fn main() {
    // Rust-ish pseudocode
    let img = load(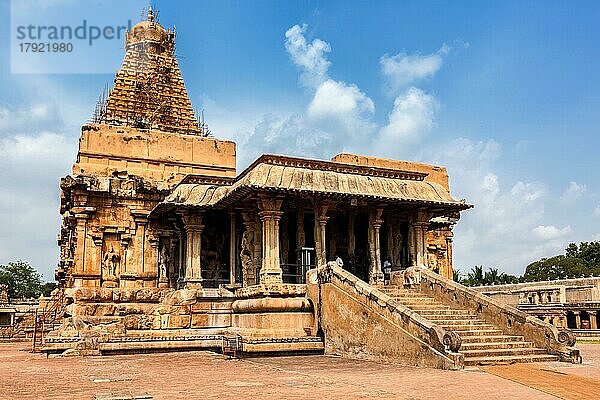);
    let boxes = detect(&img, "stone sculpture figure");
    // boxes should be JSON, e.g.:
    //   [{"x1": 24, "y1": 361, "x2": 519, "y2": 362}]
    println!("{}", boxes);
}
[
  {"x1": 403, "y1": 264, "x2": 425, "y2": 286},
  {"x1": 392, "y1": 229, "x2": 403, "y2": 266},
  {"x1": 240, "y1": 227, "x2": 255, "y2": 283},
  {"x1": 159, "y1": 245, "x2": 170, "y2": 279},
  {"x1": 103, "y1": 245, "x2": 120, "y2": 276}
]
